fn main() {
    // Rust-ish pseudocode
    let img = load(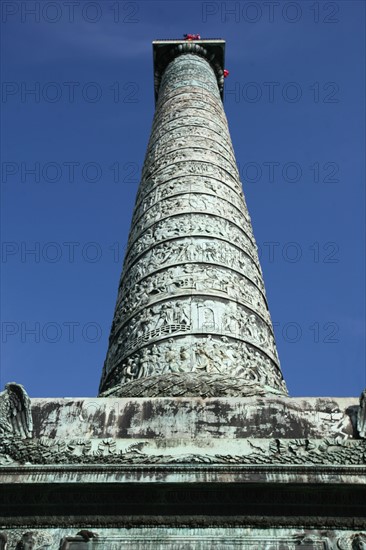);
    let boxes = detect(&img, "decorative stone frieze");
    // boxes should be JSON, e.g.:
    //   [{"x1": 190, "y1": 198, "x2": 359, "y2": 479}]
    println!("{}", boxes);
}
[{"x1": 1, "y1": 435, "x2": 365, "y2": 467}]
